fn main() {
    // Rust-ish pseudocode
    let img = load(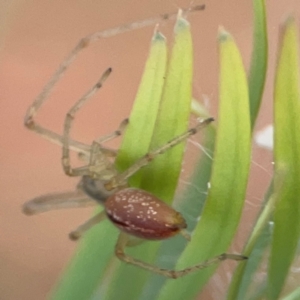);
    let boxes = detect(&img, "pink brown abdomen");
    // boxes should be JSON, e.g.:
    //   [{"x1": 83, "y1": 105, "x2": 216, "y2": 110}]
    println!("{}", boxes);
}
[{"x1": 105, "y1": 188, "x2": 187, "y2": 240}]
